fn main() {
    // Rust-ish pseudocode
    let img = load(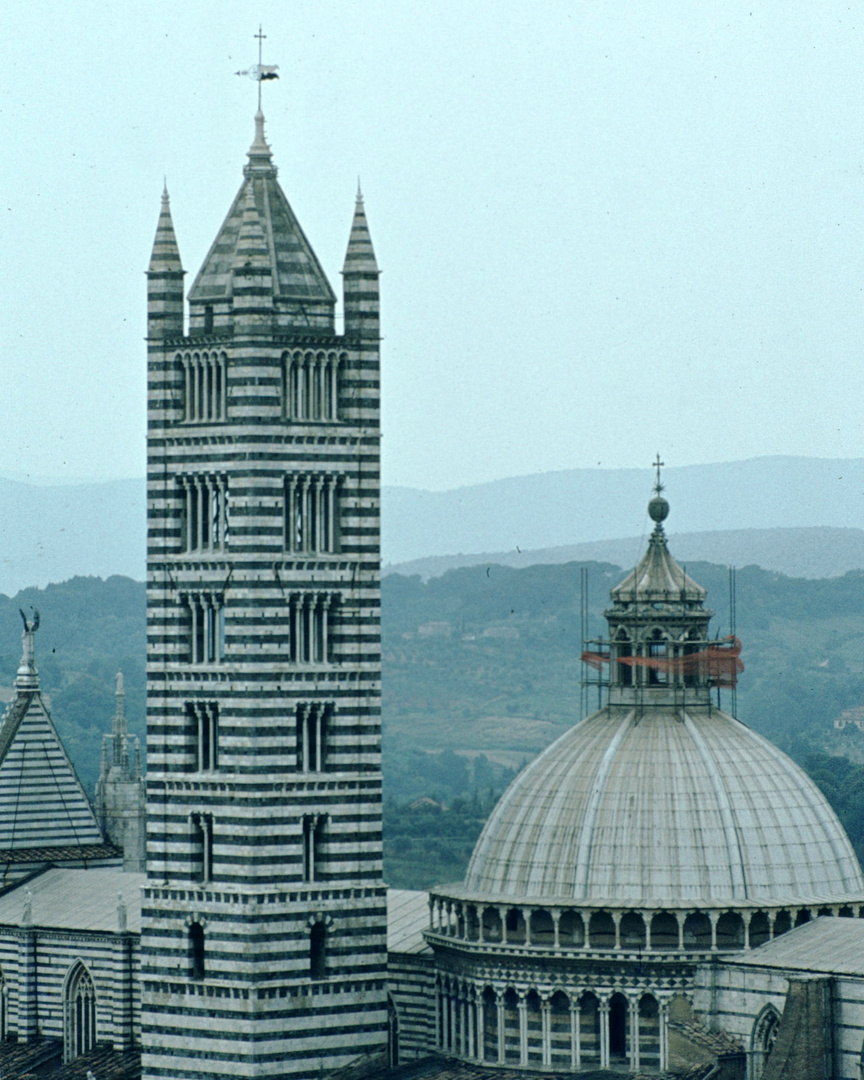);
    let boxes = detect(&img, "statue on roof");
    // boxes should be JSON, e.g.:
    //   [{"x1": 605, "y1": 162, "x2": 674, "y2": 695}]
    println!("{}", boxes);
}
[{"x1": 17, "y1": 609, "x2": 39, "y2": 682}]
